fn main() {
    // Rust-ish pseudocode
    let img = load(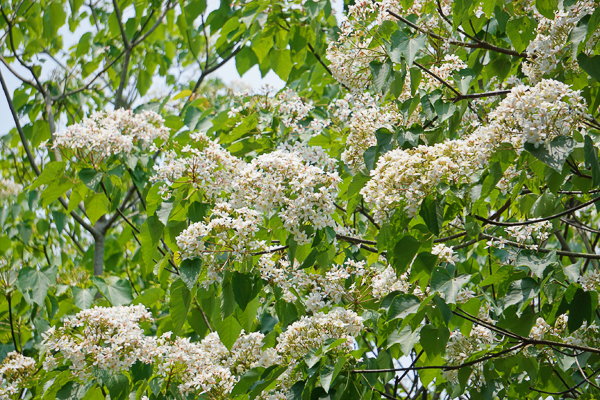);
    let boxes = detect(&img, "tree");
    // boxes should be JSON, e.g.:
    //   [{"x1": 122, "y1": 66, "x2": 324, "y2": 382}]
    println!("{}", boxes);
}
[{"x1": 1, "y1": 0, "x2": 600, "y2": 398}]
